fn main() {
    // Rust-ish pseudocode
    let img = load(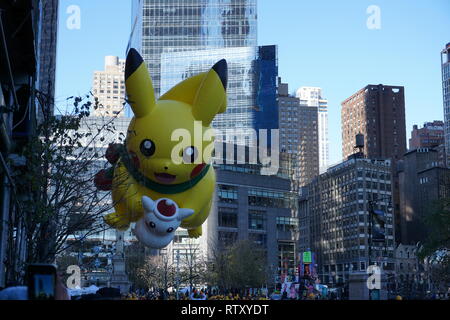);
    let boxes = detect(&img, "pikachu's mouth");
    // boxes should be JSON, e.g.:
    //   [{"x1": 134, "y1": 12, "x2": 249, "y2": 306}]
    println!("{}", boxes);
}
[{"x1": 154, "y1": 172, "x2": 177, "y2": 184}]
